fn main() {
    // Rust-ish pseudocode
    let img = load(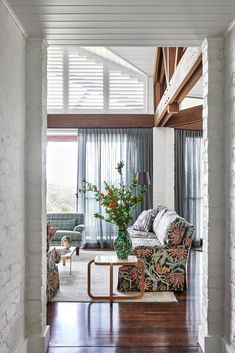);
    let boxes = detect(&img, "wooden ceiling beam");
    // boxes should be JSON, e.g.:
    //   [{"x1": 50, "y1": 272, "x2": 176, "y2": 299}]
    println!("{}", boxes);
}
[
  {"x1": 175, "y1": 47, "x2": 184, "y2": 69},
  {"x1": 169, "y1": 47, "x2": 176, "y2": 80},
  {"x1": 162, "y1": 47, "x2": 169, "y2": 85},
  {"x1": 47, "y1": 114, "x2": 154, "y2": 129},
  {"x1": 153, "y1": 48, "x2": 161, "y2": 83},
  {"x1": 154, "y1": 47, "x2": 202, "y2": 126},
  {"x1": 165, "y1": 105, "x2": 202, "y2": 130},
  {"x1": 177, "y1": 63, "x2": 202, "y2": 103}
]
